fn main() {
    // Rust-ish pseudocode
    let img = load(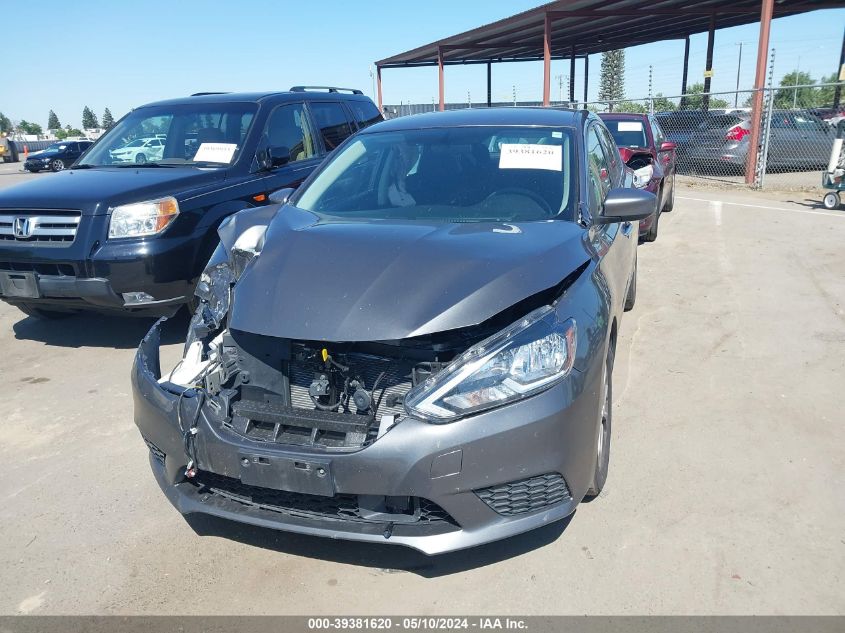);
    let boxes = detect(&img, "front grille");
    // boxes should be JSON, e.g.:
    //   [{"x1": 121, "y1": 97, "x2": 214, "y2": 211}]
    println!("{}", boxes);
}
[
  {"x1": 0, "y1": 210, "x2": 81, "y2": 245},
  {"x1": 143, "y1": 438, "x2": 166, "y2": 465},
  {"x1": 190, "y1": 471, "x2": 458, "y2": 527},
  {"x1": 0, "y1": 261, "x2": 76, "y2": 276},
  {"x1": 475, "y1": 472, "x2": 571, "y2": 516},
  {"x1": 289, "y1": 355, "x2": 412, "y2": 419}
]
